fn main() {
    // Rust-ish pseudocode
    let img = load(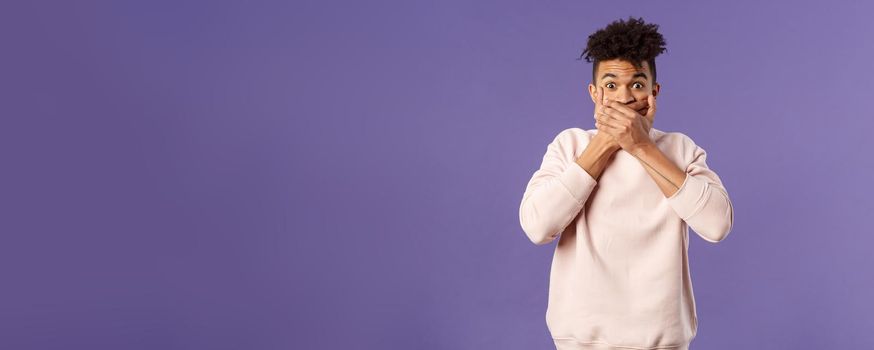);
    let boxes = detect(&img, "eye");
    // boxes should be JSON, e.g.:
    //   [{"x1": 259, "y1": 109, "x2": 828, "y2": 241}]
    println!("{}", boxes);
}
[
  {"x1": 606, "y1": 82, "x2": 615, "y2": 89},
  {"x1": 633, "y1": 82, "x2": 644, "y2": 88}
]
